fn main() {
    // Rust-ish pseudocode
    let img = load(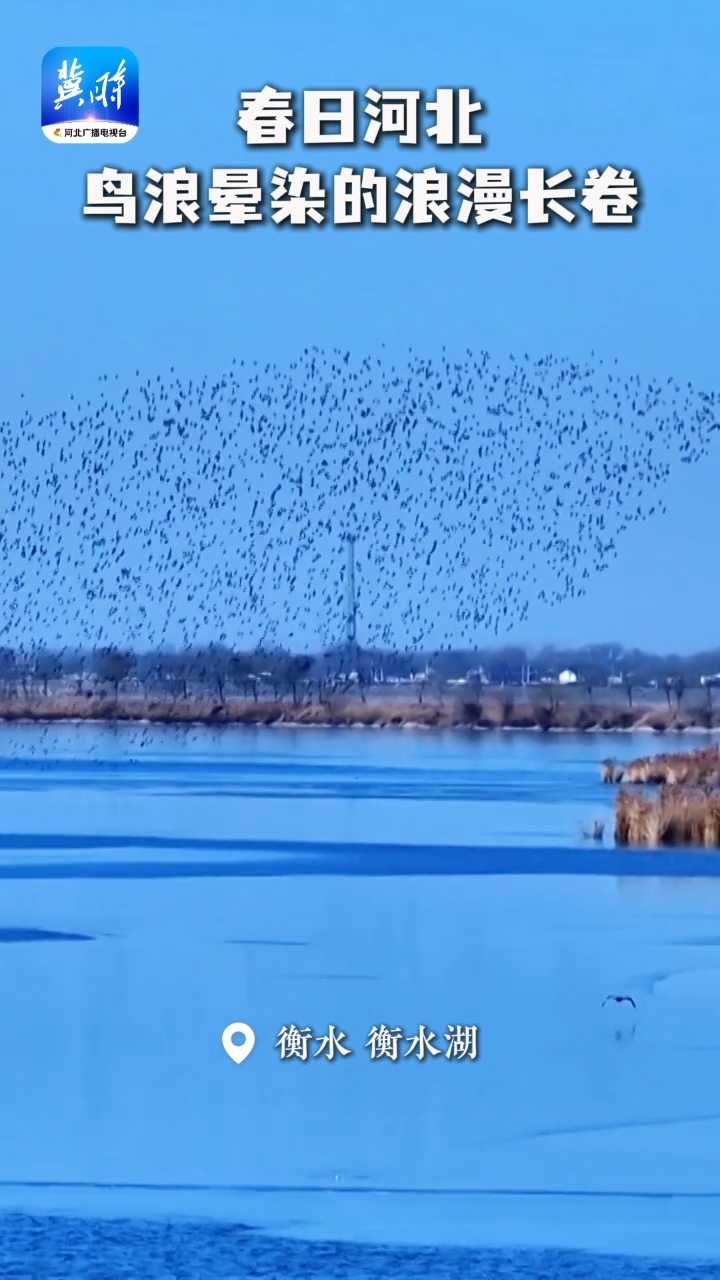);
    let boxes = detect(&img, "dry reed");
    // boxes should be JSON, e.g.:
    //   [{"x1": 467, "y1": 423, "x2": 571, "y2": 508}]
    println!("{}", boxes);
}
[
  {"x1": 0, "y1": 694, "x2": 717, "y2": 733},
  {"x1": 621, "y1": 745, "x2": 720, "y2": 787},
  {"x1": 615, "y1": 786, "x2": 720, "y2": 847}
]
